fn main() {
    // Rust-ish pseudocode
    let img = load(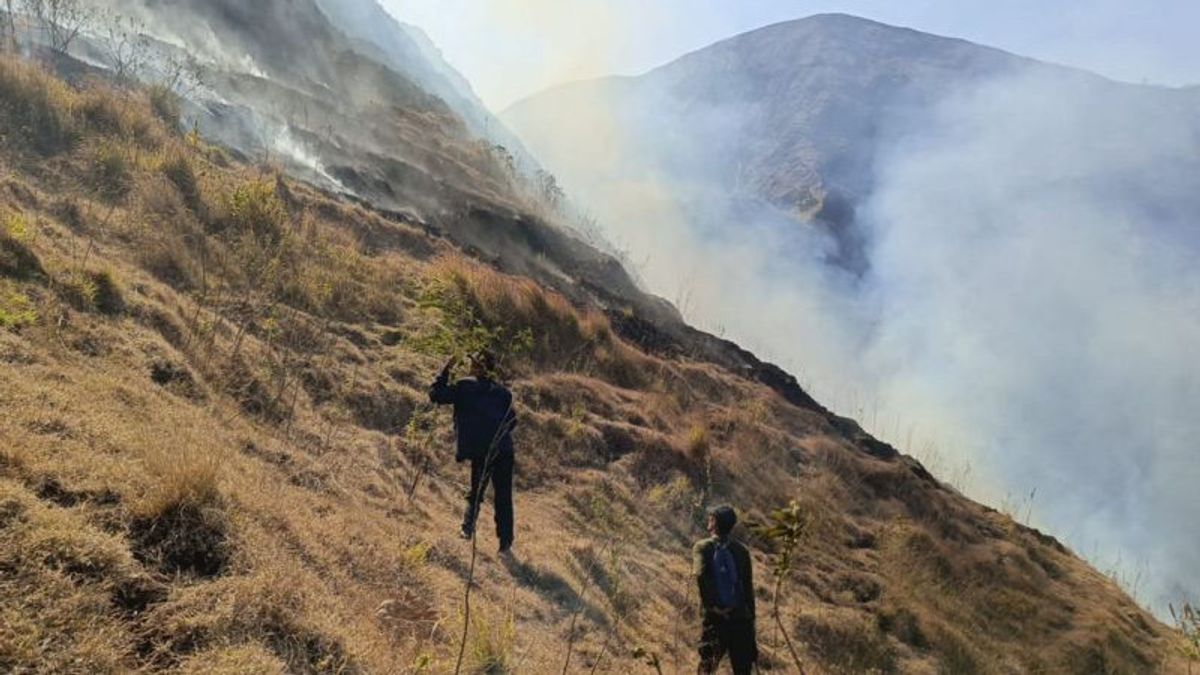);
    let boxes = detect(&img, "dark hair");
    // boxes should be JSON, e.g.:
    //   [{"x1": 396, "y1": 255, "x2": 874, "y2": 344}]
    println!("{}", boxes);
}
[
  {"x1": 471, "y1": 349, "x2": 497, "y2": 376},
  {"x1": 708, "y1": 504, "x2": 737, "y2": 537}
]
